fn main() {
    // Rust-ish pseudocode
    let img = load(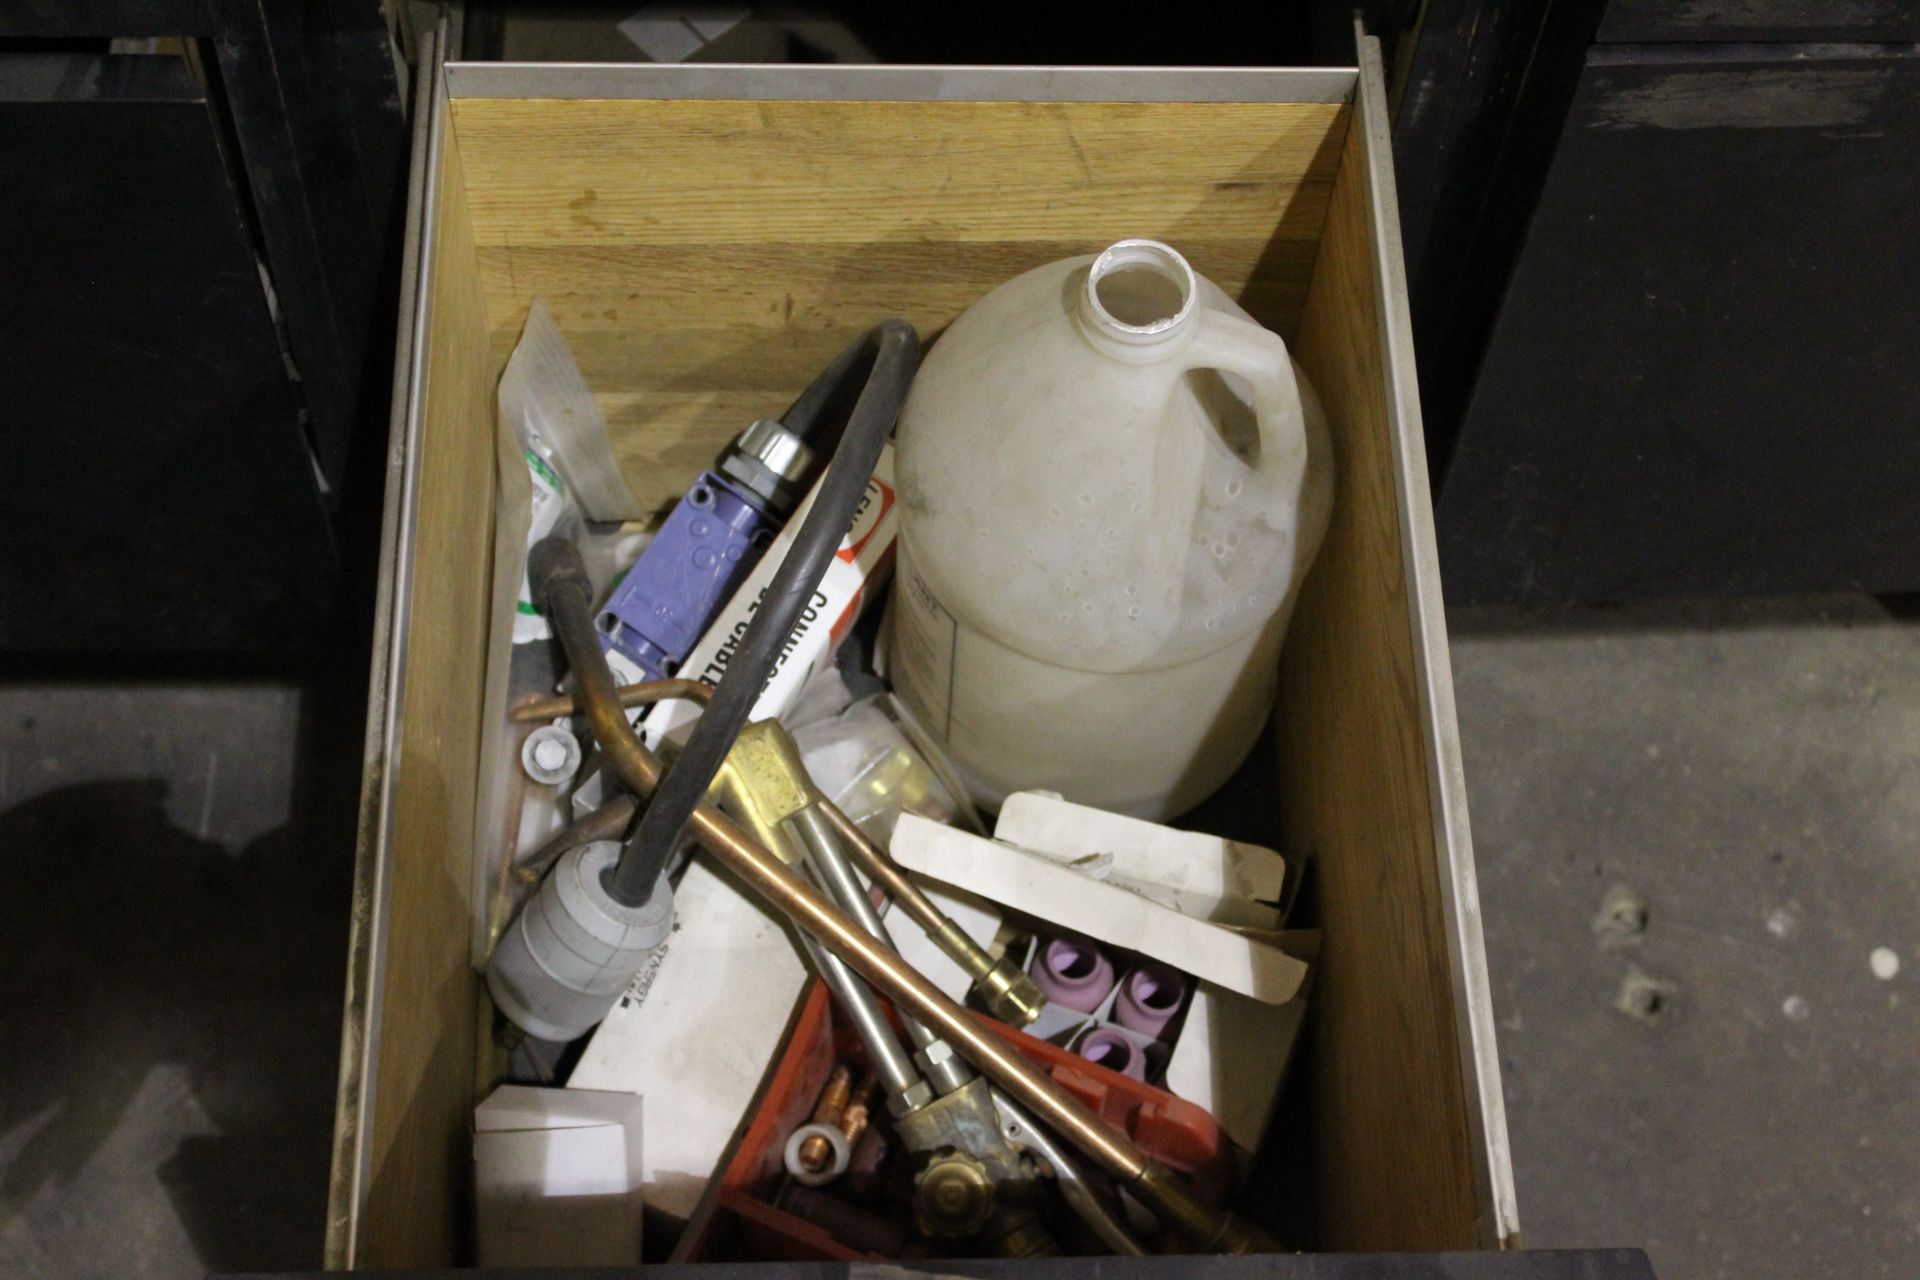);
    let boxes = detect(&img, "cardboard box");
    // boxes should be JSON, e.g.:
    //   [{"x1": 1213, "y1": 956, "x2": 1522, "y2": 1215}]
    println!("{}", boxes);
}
[{"x1": 473, "y1": 1085, "x2": 646, "y2": 1266}]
